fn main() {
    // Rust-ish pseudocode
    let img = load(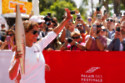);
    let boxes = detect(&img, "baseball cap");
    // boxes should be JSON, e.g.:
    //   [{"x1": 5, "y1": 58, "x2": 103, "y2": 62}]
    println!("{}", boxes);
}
[{"x1": 29, "y1": 15, "x2": 45, "y2": 23}]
